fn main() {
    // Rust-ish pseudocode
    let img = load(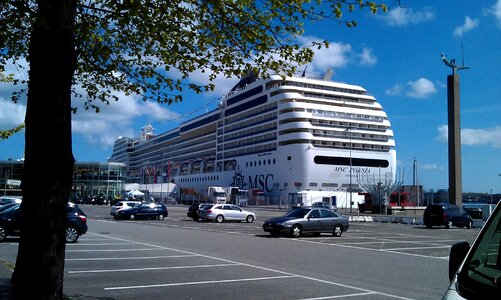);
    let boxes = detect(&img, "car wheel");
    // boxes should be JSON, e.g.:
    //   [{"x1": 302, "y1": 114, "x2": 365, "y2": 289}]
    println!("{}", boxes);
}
[
  {"x1": 466, "y1": 221, "x2": 473, "y2": 229},
  {"x1": 333, "y1": 225, "x2": 343, "y2": 237},
  {"x1": 192, "y1": 216, "x2": 199, "y2": 221},
  {"x1": 0, "y1": 225, "x2": 6, "y2": 242},
  {"x1": 158, "y1": 214, "x2": 165, "y2": 221},
  {"x1": 215, "y1": 215, "x2": 224, "y2": 223},
  {"x1": 446, "y1": 220, "x2": 453, "y2": 229},
  {"x1": 425, "y1": 224, "x2": 432, "y2": 229},
  {"x1": 65, "y1": 227, "x2": 79, "y2": 243},
  {"x1": 290, "y1": 225, "x2": 302, "y2": 238},
  {"x1": 129, "y1": 214, "x2": 135, "y2": 220},
  {"x1": 246, "y1": 215, "x2": 254, "y2": 223}
]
